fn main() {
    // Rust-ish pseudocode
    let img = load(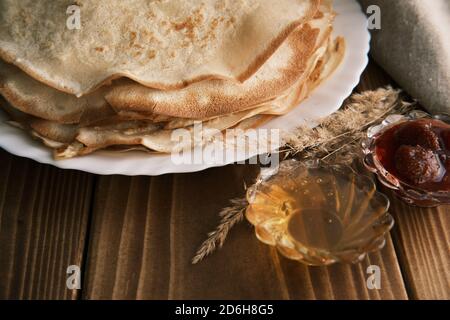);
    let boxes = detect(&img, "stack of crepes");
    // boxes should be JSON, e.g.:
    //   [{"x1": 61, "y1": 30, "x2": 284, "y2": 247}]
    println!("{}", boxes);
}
[{"x1": 0, "y1": 0, "x2": 344, "y2": 159}]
